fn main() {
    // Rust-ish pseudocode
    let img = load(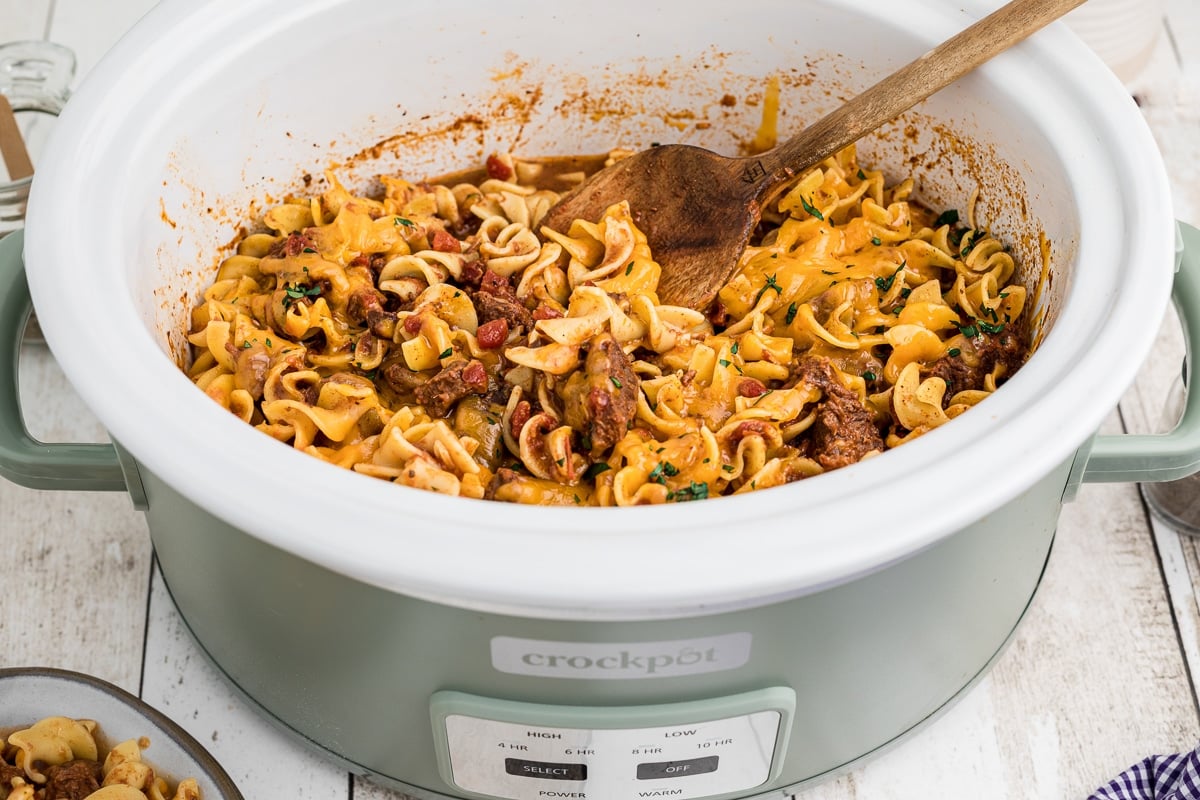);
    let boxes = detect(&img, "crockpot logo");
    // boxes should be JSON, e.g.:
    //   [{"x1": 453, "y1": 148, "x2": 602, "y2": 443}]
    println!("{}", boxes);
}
[{"x1": 490, "y1": 634, "x2": 752, "y2": 680}]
